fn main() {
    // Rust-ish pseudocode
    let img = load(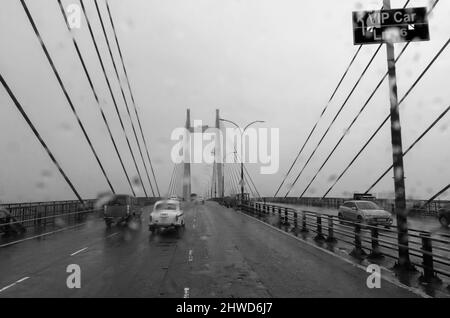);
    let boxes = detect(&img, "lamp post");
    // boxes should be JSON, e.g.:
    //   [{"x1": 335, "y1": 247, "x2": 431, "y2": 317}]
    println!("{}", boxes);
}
[{"x1": 219, "y1": 118, "x2": 265, "y2": 203}]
